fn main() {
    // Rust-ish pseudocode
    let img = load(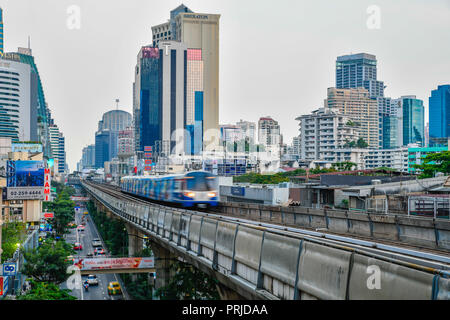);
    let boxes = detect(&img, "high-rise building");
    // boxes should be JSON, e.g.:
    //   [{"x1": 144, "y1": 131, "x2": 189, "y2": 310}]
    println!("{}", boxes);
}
[
  {"x1": 336, "y1": 53, "x2": 384, "y2": 98},
  {"x1": 258, "y1": 117, "x2": 281, "y2": 148},
  {"x1": 4, "y1": 48, "x2": 51, "y2": 158},
  {"x1": 429, "y1": 85, "x2": 450, "y2": 147},
  {"x1": 325, "y1": 87, "x2": 379, "y2": 148},
  {"x1": 151, "y1": 5, "x2": 220, "y2": 148},
  {"x1": 336, "y1": 53, "x2": 392, "y2": 149},
  {"x1": 392, "y1": 96, "x2": 425, "y2": 147},
  {"x1": 297, "y1": 108, "x2": 359, "y2": 161},
  {"x1": 95, "y1": 109, "x2": 131, "y2": 168},
  {"x1": 81, "y1": 144, "x2": 95, "y2": 169},
  {"x1": 48, "y1": 124, "x2": 66, "y2": 174},
  {"x1": 0, "y1": 59, "x2": 37, "y2": 141}
]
